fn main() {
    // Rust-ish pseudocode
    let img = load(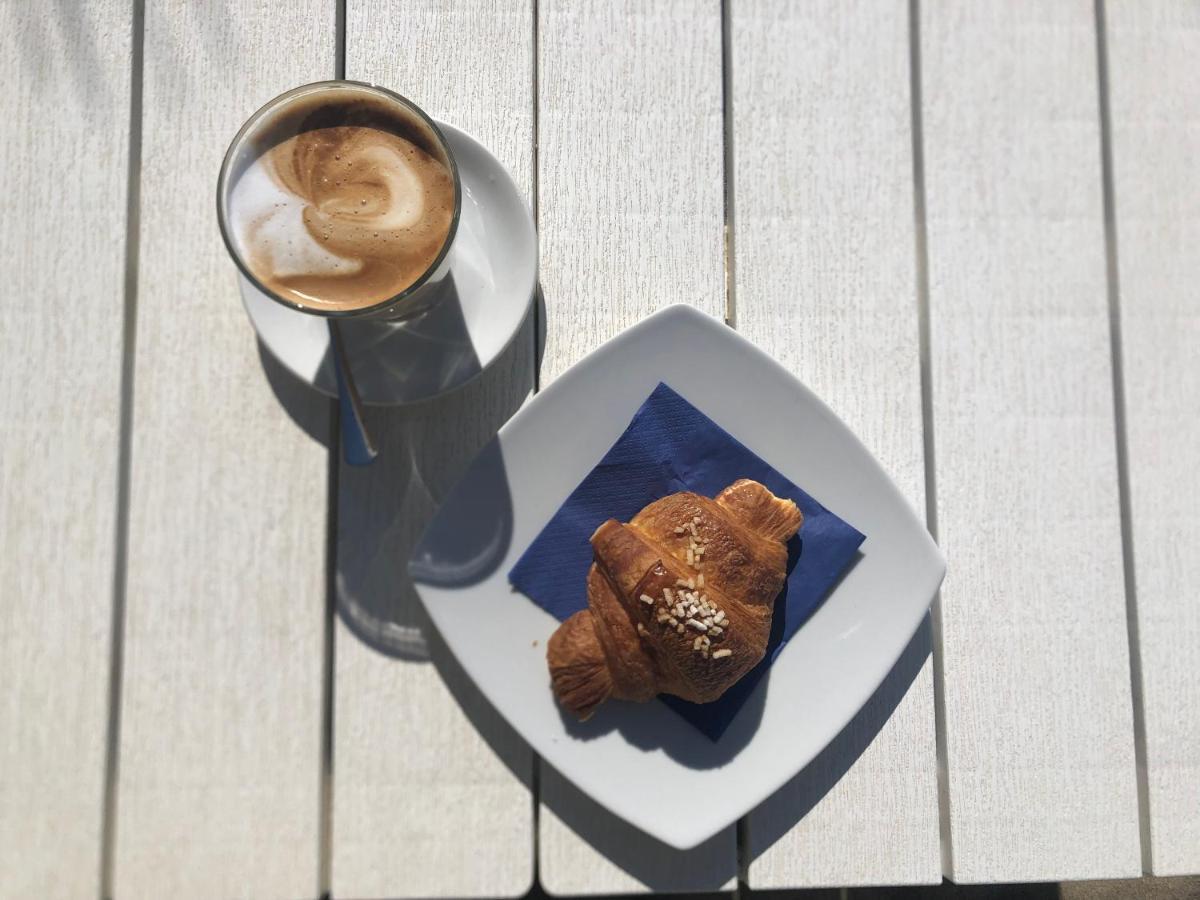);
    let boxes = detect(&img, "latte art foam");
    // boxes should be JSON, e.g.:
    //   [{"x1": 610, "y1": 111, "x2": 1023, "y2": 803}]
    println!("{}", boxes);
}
[{"x1": 228, "y1": 91, "x2": 456, "y2": 311}]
